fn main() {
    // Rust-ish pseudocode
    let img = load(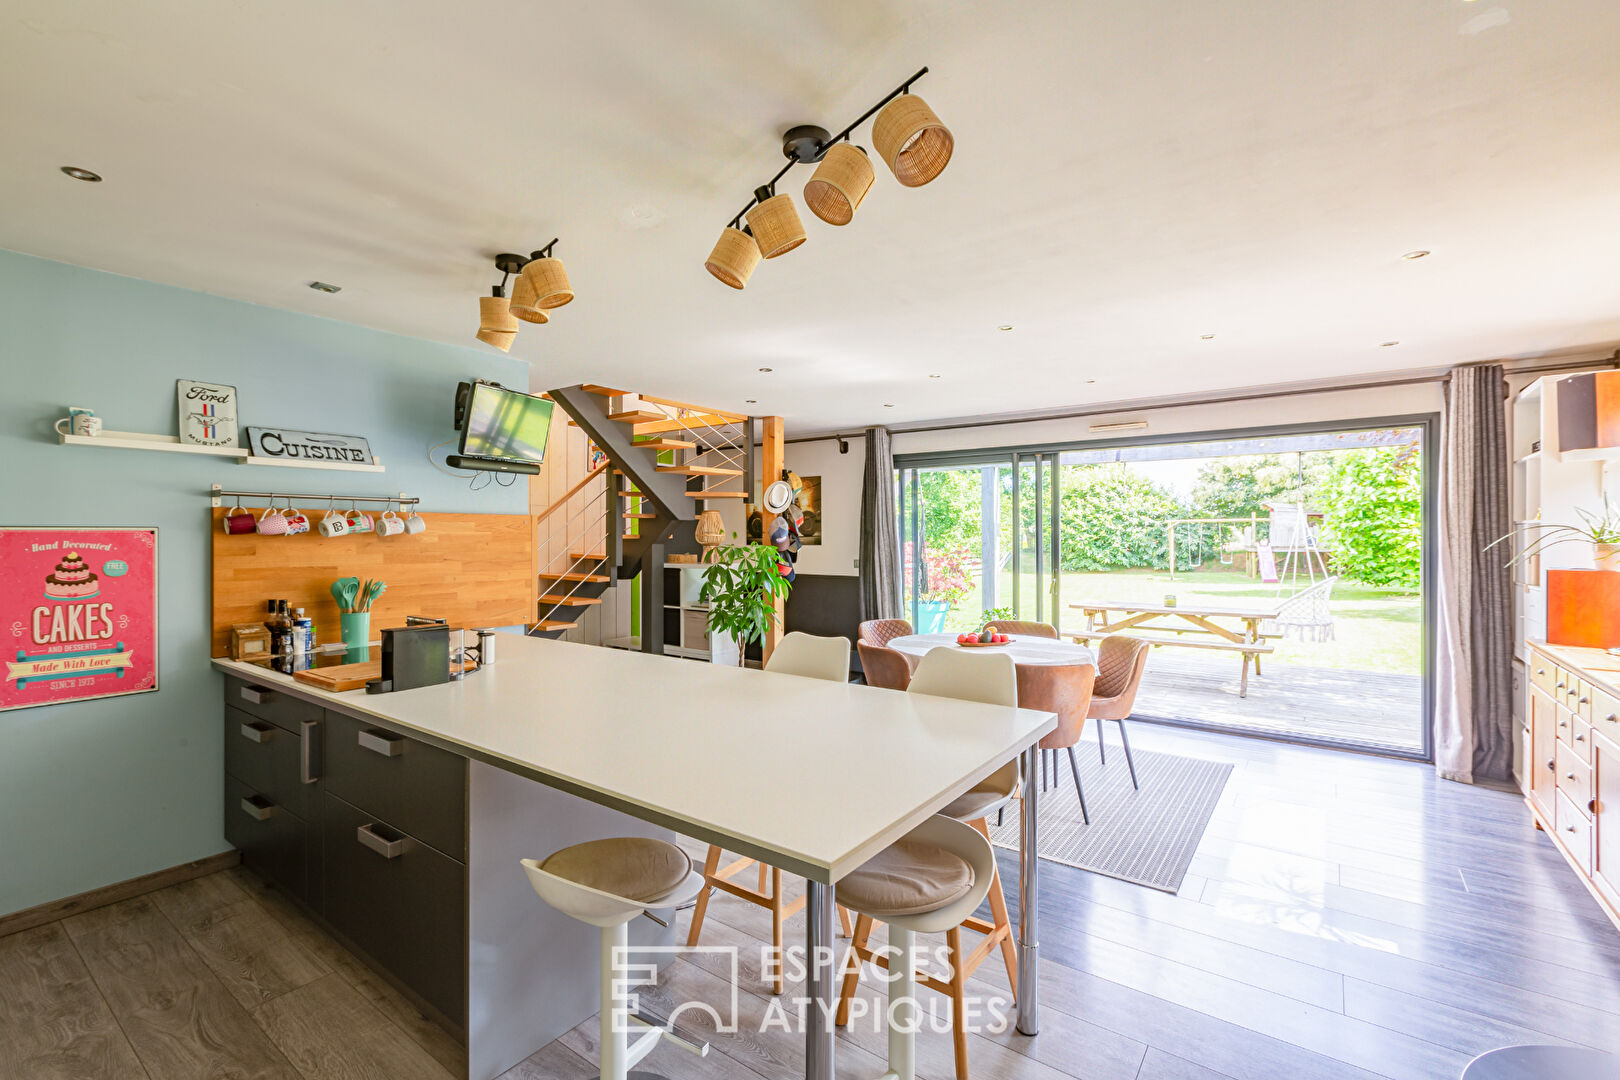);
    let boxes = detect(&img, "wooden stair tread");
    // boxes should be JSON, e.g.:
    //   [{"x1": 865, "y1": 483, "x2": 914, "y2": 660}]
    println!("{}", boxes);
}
[
  {"x1": 537, "y1": 571, "x2": 610, "y2": 582},
  {"x1": 623, "y1": 512, "x2": 657, "y2": 519},
  {"x1": 567, "y1": 551, "x2": 607, "y2": 561},
  {"x1": 608, "y1": 410, "x2": 669, "y2": 423},
  {"x1": 682, "y1": 490, "x2": 747, "y2": 498},
  {"x1": 534, "y1": 619, "x2": 578, "y2": 631},
  {"x1": 538, "y1": 593, "x2": 603, "y2": 606},
  {"x1": 633, "y1": 438, "x2": 696, "y2": 451},
  {"x1": 582, "y1": 384, "x2": 629, "y2": 397},
  {"x1": 657, "y1": 465, "x2": 743, "y2": 477}
]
